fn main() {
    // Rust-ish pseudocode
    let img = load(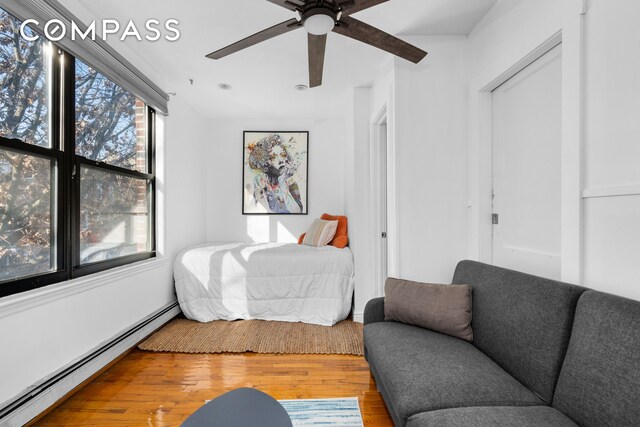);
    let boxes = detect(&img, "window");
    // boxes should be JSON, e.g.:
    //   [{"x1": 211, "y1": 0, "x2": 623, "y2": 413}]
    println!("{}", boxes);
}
[
  {"x1": 0, "y1": 9, "x2": 51, "y2": 147},
  {"x1": 75, "y1": 60, "x2": 147, "y2": 172},
  {"x1": 74, "y1": 59, "x2": 154, "y2": 269},
  {"x1": 0, "y1": 151, "x2": 56, "y2": 282},
  {"x1": 0, "y1": 8, "x2": 155, "y2": 297}
]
